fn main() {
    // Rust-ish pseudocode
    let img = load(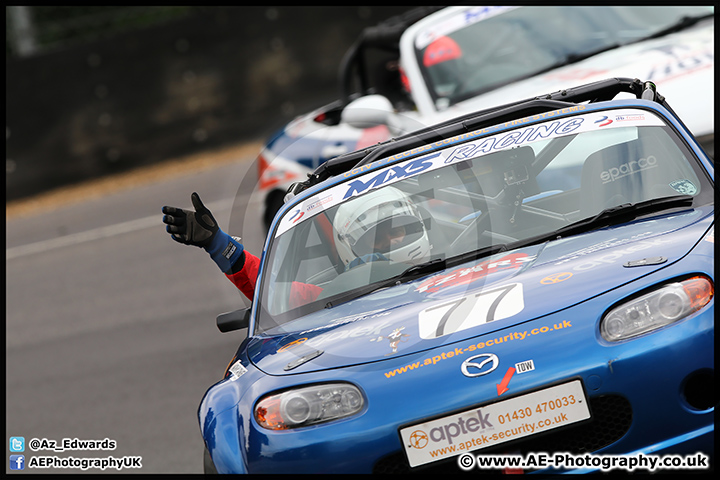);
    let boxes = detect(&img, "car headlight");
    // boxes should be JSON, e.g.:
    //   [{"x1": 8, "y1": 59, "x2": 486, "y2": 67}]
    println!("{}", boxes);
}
[
  {"x1": 255, "y1": 383, "x2": 364, "y2": 430},
  {"x1": 600, "y1": 276, "x2": 713, "y2": 342}
]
